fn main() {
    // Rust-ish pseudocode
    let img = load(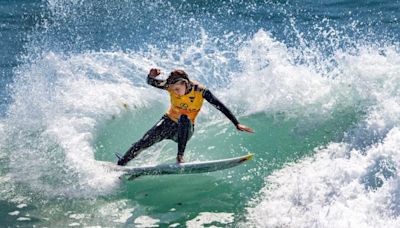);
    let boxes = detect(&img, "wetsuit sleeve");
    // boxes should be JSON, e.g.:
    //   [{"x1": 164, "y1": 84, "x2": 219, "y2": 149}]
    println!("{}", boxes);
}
[
  {"x1": 202, "y1": 89, "x2": 240, "y2": 126},
  {"x1": 147, "y1": 75, "x2": 167, "y2": 89}
]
